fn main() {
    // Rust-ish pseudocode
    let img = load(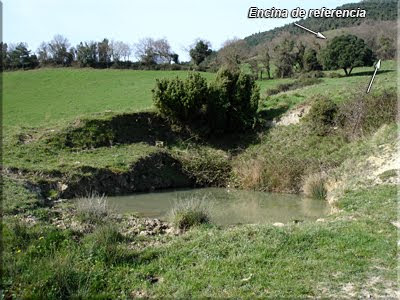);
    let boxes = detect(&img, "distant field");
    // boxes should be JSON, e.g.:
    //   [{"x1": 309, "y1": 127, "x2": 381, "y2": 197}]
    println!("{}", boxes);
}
[
  {"x1": 3, "y1": 60, "x2": 396, "y2": 131},
  {"x1": 3, "y1": 69, "x2": 215, "y2": 130}
]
